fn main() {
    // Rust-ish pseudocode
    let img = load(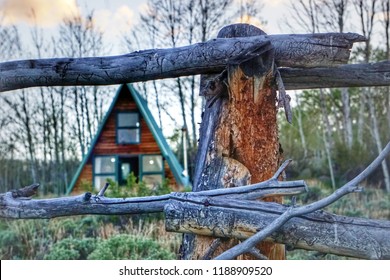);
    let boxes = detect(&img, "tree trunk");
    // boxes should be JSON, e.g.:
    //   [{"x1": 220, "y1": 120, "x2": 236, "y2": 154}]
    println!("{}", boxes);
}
[
  {"x1": 319, "y1": 88, "x2": 336, "y2": 190},
  {"x1": 341, "y1": 87, "x2": 353, "y2": 149},
  {"x1": 296, "y1": 95, "x2": 308, "y2": 158},
  {"x1": 180, "y1": 24, "x2": 284, "y2": 260},
  {"x1": 357, "y1": 92, "x2": 367, "y2": 147},
  {"x1": 366, "y1": 88, "x2": 390, "y2": 192}
]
